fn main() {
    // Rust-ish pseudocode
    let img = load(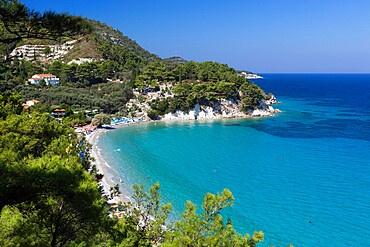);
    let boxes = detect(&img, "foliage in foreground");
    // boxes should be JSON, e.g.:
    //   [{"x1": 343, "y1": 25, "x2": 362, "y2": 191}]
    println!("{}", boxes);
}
[
  {"x1": 164, "y1": 189, "x2": 264, "y2": 246},
  {"x1": 0, "y1": 91, "x2": 108, "y2": 246},
  {"x1": 88, "y1": 182, "x2": 265, "y2": 247}
]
